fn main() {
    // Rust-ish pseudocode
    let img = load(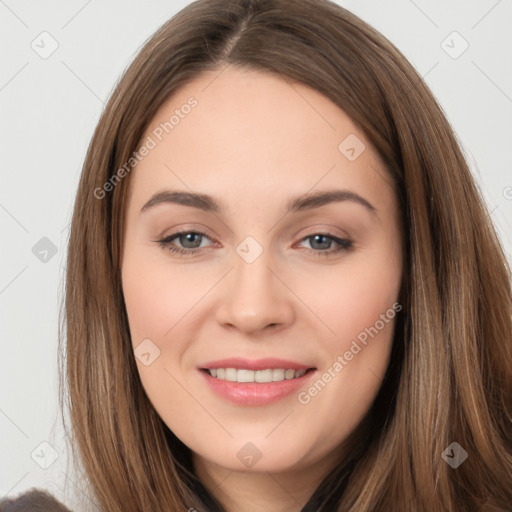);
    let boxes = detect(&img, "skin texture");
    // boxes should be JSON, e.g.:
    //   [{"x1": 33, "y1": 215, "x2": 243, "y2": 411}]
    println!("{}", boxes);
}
[{"x1": 121, "y1": 67, "x2": 403, "y2": 512}]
